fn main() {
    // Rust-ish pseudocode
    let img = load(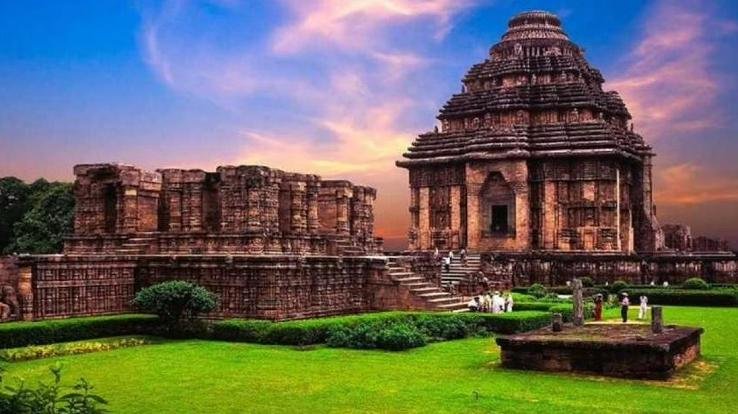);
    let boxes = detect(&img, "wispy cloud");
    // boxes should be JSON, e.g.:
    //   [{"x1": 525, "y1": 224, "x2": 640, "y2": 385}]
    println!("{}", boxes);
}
[
  {"x1": 656, "y1": 163, "x2": 738, "y2": 205},
  {"x1": 272, "y1": 0, "x2": 473, "y2": 54},
  {"x1": 608, "y1": 0, "x2": 735, "y2": 140}
]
